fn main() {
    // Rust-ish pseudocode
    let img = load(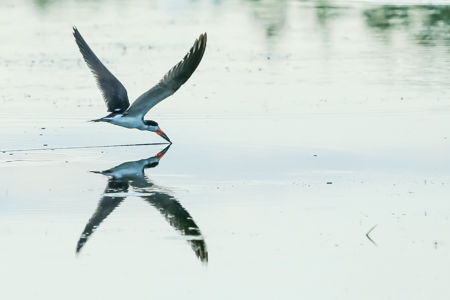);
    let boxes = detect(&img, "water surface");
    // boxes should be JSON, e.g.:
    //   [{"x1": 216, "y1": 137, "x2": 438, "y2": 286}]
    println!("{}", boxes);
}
[{"x1": 2, "y1": 0, "x2": 450, "y2": 299}]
